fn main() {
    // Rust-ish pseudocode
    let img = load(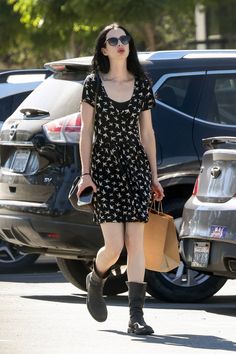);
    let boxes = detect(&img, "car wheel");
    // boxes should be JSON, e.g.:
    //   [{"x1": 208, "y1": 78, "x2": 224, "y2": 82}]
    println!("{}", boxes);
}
[
  {"x1": 145, "y1": 196, "x2": 227, "y2": 302},
  {"x1": 0, "y1": 240, "x2": 39, "y2": 273},
  {"x1": 146, "y1": 262, "x2": 227, "y2": 302},
  {"x1": 56, "y1": 258, "x2": 128, "y2": 296}
]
